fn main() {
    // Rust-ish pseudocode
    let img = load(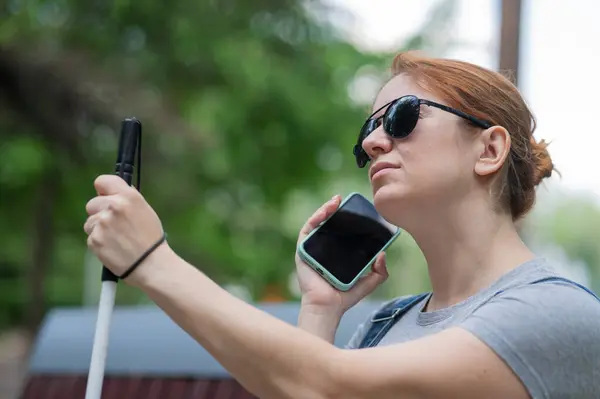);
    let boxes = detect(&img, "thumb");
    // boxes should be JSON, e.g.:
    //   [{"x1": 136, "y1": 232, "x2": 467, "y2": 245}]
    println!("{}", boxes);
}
[
  {"x1": 94, "y1": 174, "x2": 131, "y2": 196},
  {"x1": 349, "y1": 252, "x2": 389, "y2": 299}
]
